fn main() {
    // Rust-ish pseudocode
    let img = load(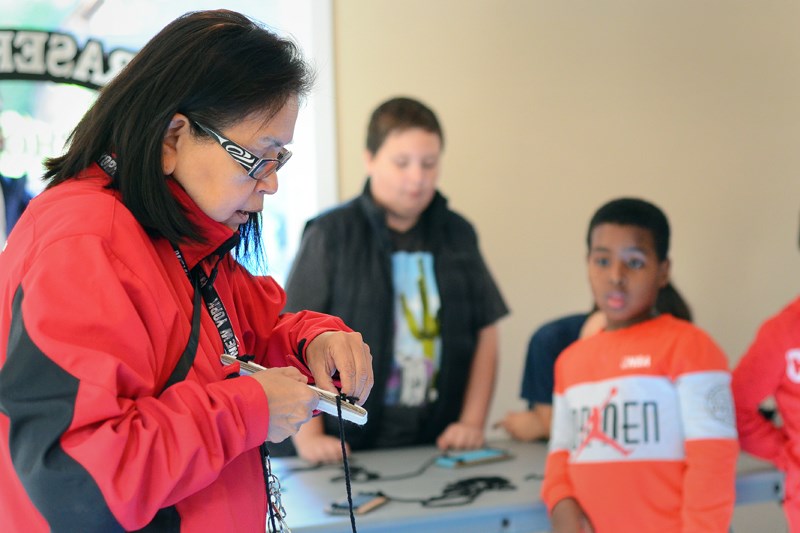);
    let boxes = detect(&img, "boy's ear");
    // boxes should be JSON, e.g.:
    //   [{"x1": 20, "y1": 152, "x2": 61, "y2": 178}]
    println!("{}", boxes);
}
[
  {"x1": 162, "y1": 113, "x2": 191, "y2": 175},
  {"x1": 658, "y1": 258, "x2": 671, "y2": 288}
]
